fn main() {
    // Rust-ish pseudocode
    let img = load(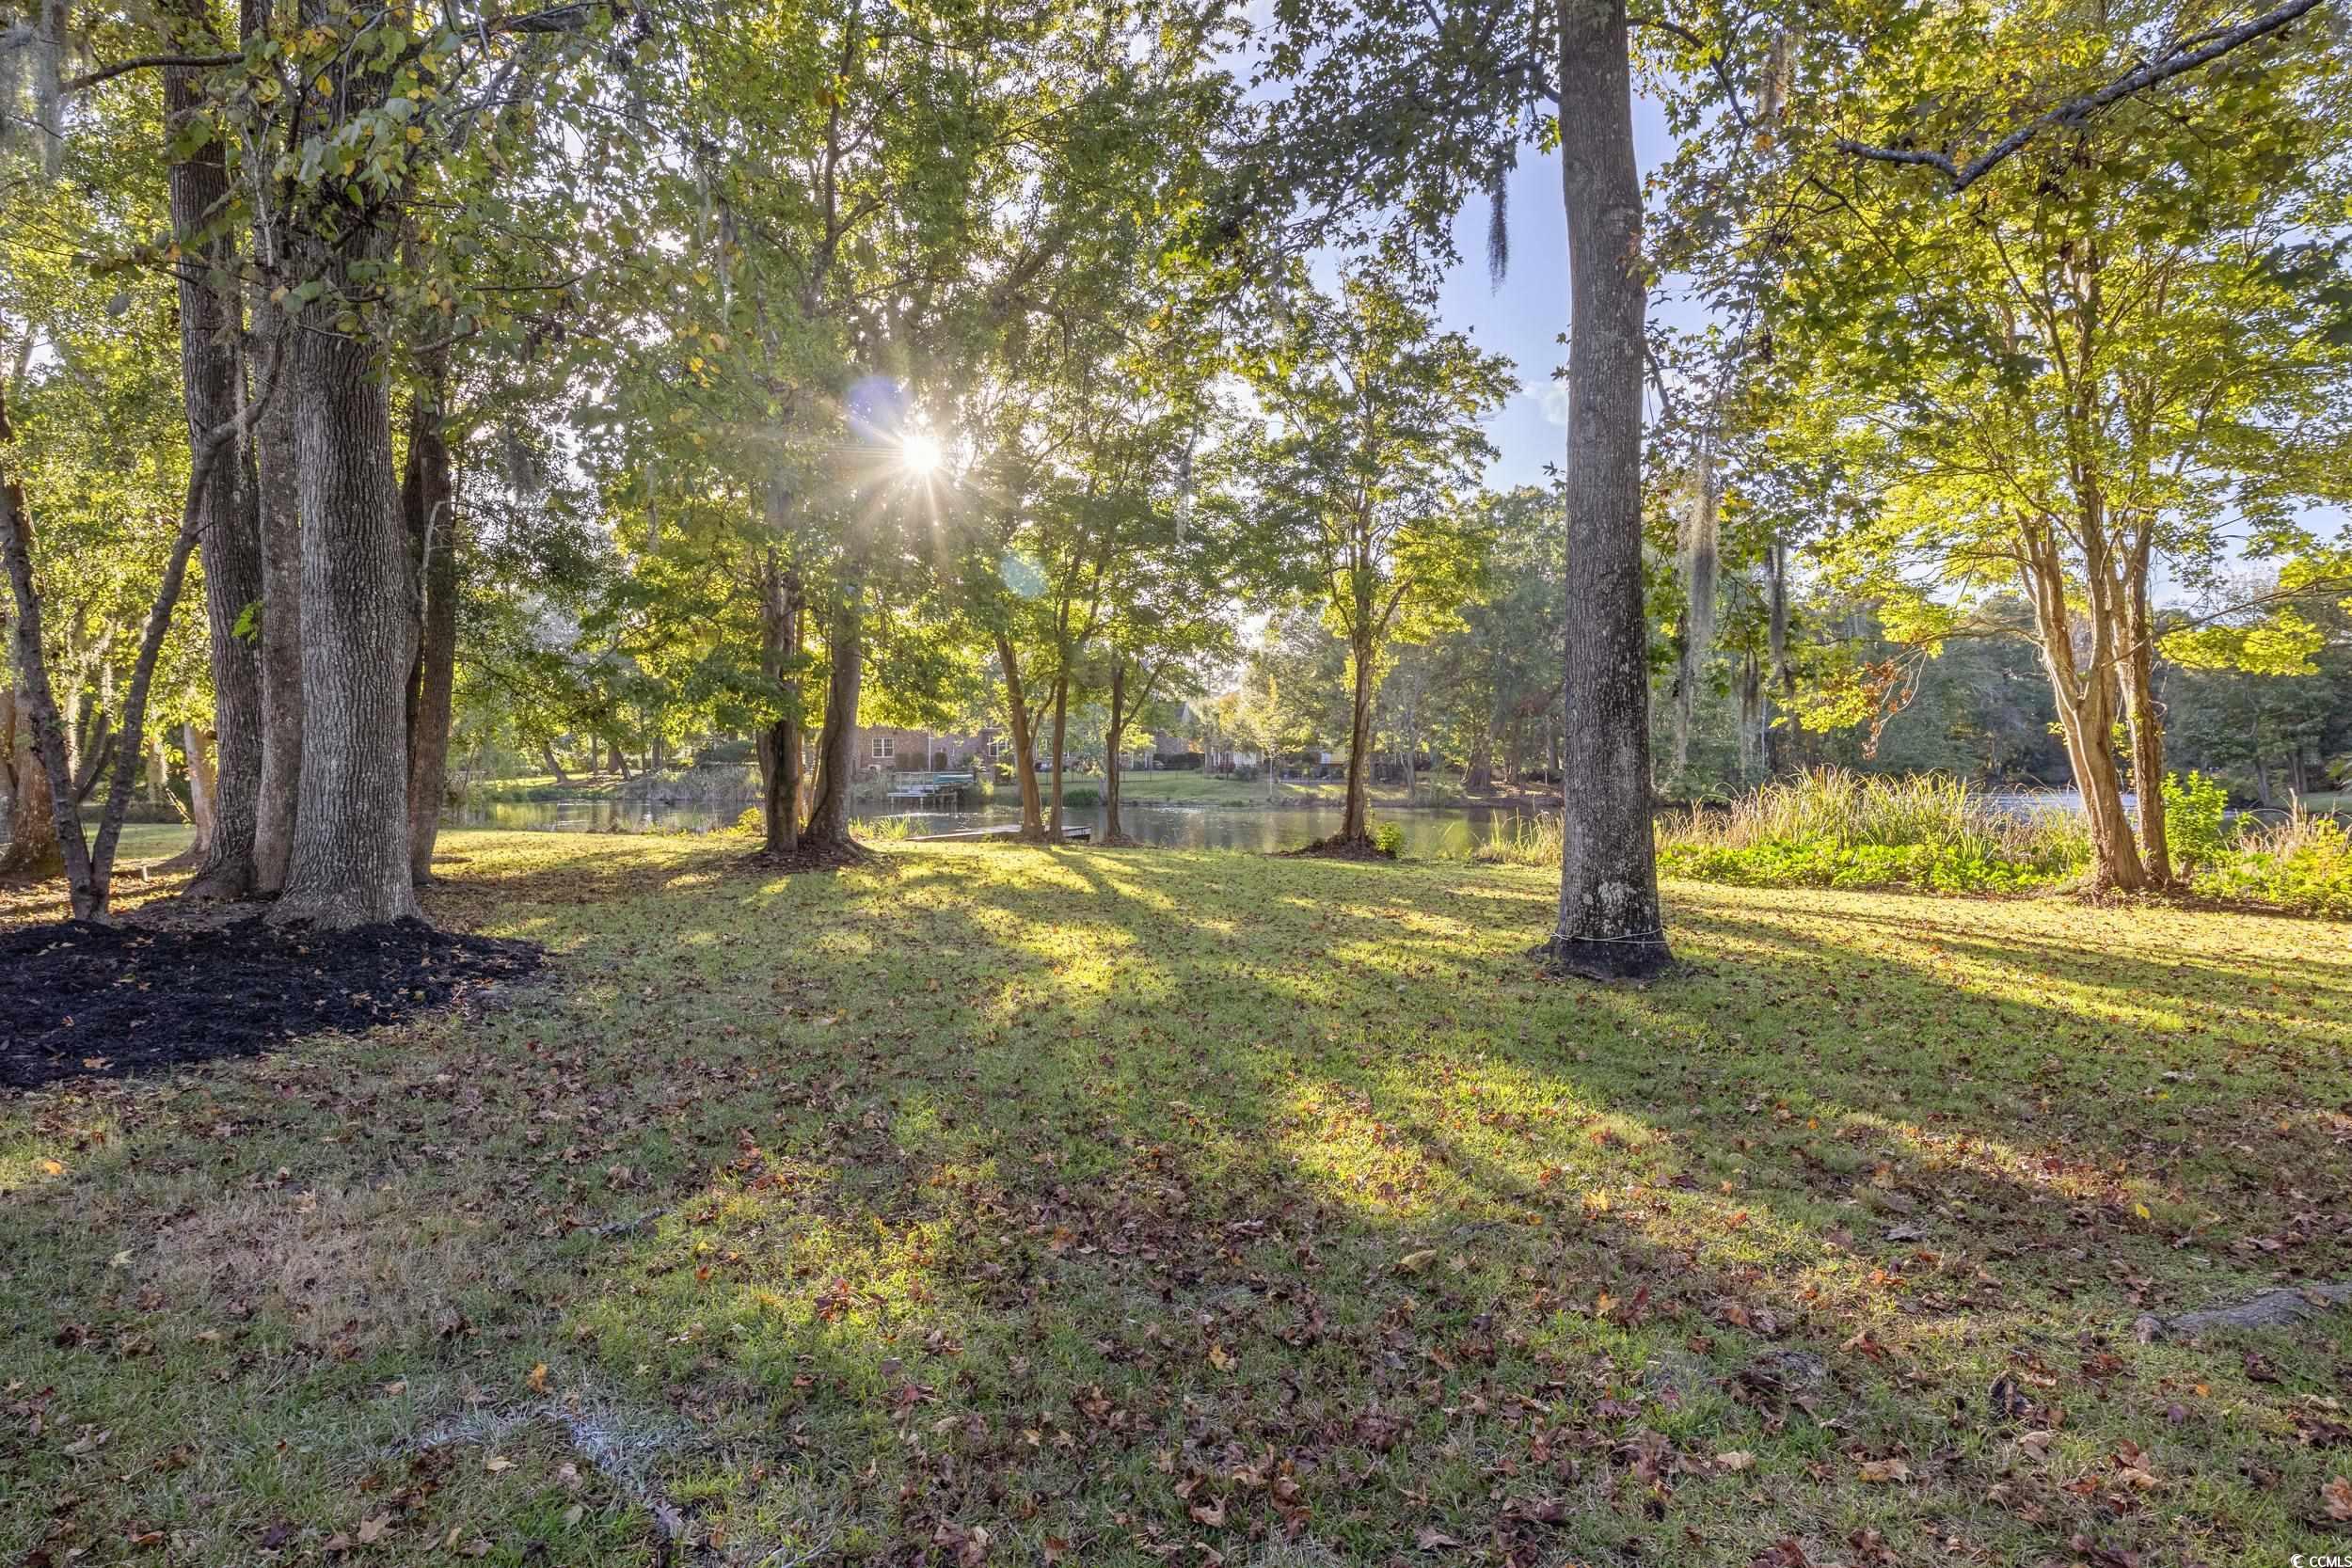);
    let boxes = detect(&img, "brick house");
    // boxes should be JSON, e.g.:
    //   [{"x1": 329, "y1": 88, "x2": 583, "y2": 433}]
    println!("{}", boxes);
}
[{"x1": 855, "y1": 725, "x2": 995, "y2": 774}]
